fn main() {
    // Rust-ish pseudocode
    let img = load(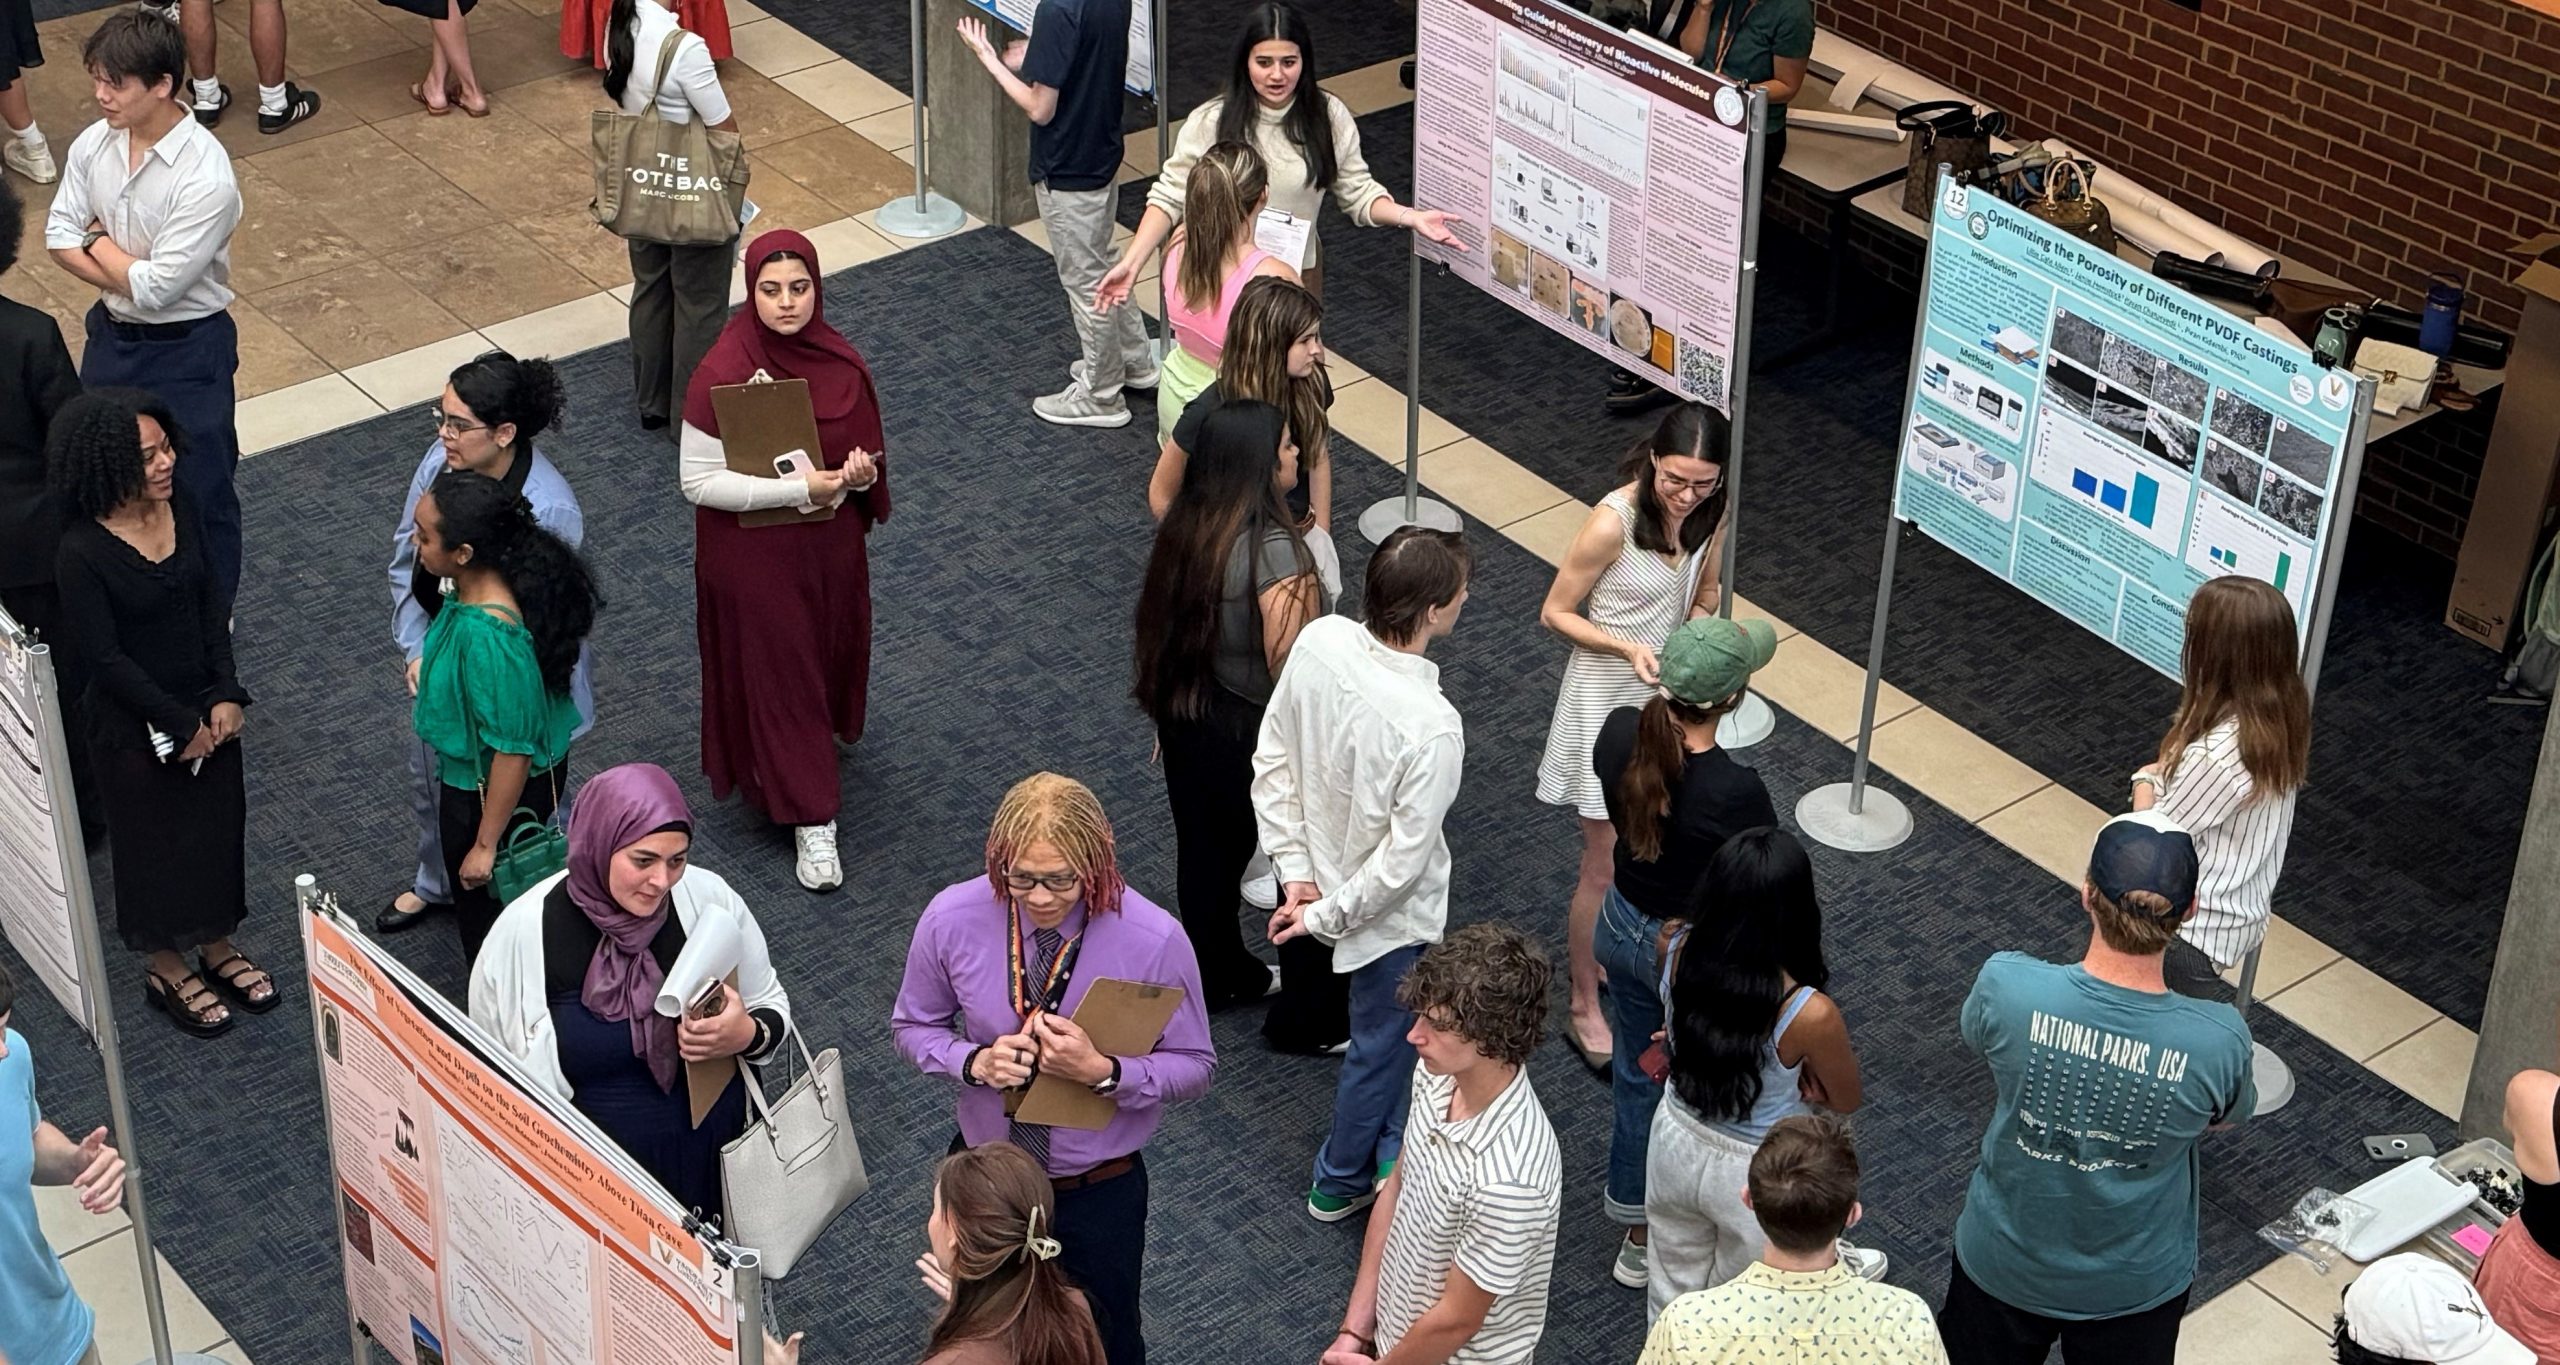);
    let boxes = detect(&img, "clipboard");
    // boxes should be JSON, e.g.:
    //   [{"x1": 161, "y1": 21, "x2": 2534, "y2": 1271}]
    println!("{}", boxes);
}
[
  {"x1": 1010, "y1": 978, "x2": 1188, "y2": 1131},
  {"x1": 684, "y1": 972, "x2": 741, "y2": 1128},
  {"x1": 709, "y1": 377, "x2": 835, "y2": 529}
]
